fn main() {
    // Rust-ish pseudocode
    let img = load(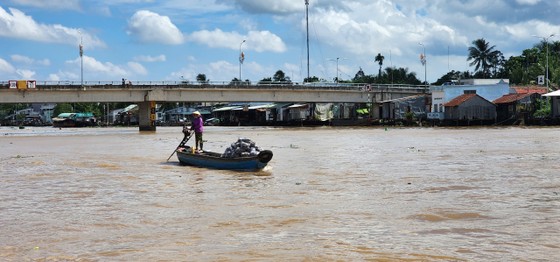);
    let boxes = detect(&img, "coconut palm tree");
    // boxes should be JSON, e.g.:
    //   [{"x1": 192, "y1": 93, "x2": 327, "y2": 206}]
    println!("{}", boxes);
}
[
  {"x1": 374, "y1": 53, "x2": 384, "y2": 77},
  {"x1": 467, "y1": 38, "x2": 502, "y2": 78}
]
